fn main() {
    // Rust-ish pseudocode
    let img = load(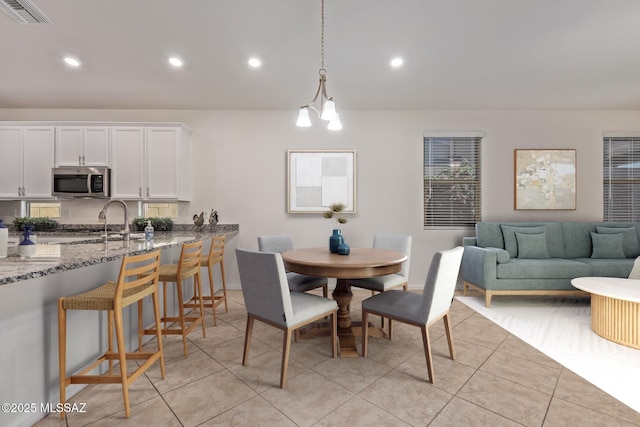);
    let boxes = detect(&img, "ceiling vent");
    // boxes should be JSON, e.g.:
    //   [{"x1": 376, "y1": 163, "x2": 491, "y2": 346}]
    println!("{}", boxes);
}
[{"x1": 0, "y1": 0, "x2": 51, "y2": 24}]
